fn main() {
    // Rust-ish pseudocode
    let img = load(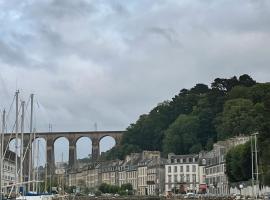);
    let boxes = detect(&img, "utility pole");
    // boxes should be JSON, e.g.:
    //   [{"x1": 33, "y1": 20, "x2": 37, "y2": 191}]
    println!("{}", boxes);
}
[
  {"x1": 28, "y1": 94, "x2": 34, "y2": 191},
  {"x1": 251, "y1": 133, "x2": 259, "y2": 199},
  {"x1": 20, "y1": 101, "x2": 25, "y2": 188},
  {"x1": 251, "y1": 136, "x2": 254, "y2": 198},
  {"x1": 254, "y1": 133, "x2": 259, "y2": 198},
  {"x1": 32, "y1": 129, "x2": 36, "y2": 193},
  {"x1": 0, "y1": 110, "x2": 6, "y2": 200},
  {"x1": 36, "y1": 140, "x2": 40, "y2": 193},
  {"x1": 15, "y1": 90, "x2": 19, "y2": 194}
]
